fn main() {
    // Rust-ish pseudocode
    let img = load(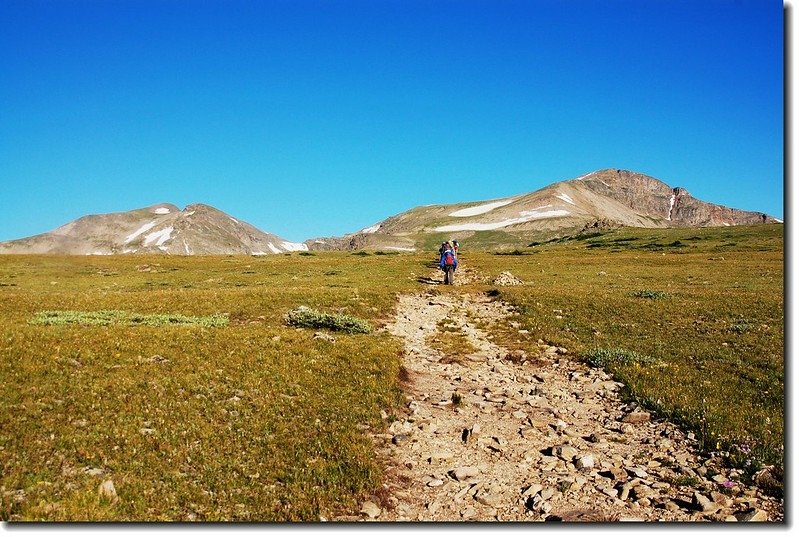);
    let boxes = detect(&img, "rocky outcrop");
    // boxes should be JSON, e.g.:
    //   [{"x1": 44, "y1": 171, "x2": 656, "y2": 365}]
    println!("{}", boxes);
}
[{"x1": 579, "y1": 169, "x2": 776, "y2": 227}]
